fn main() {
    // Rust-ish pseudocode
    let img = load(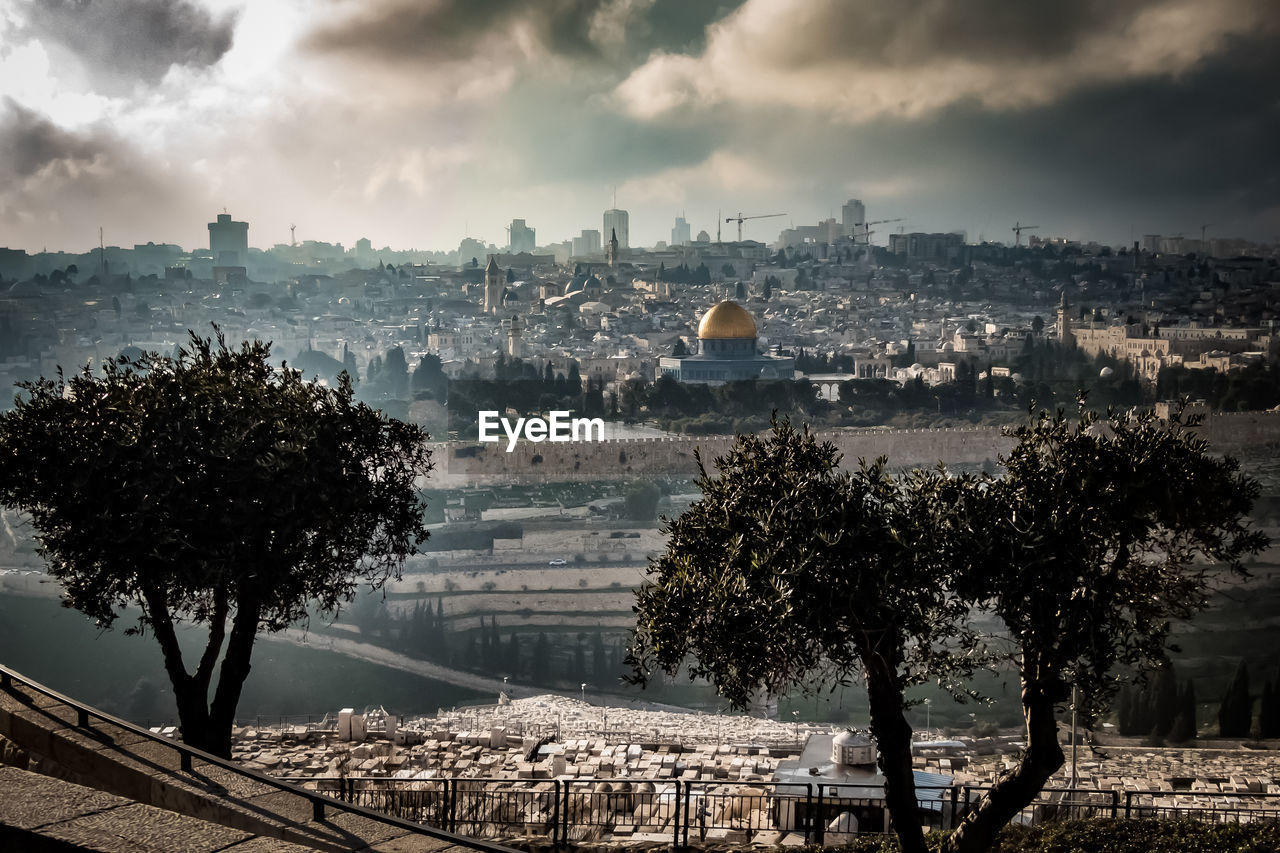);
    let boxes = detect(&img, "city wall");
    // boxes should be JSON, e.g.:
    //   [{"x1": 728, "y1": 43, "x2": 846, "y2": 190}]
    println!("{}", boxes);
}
[{"x1": 439, "y1": 411, "x2": 1280, "y2": 485}]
